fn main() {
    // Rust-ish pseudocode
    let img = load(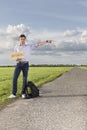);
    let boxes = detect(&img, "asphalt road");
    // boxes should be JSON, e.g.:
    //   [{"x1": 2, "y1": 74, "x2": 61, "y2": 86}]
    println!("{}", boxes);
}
[{"x1": 0, "y1": 67, "x2": 87, "y2": 130}]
